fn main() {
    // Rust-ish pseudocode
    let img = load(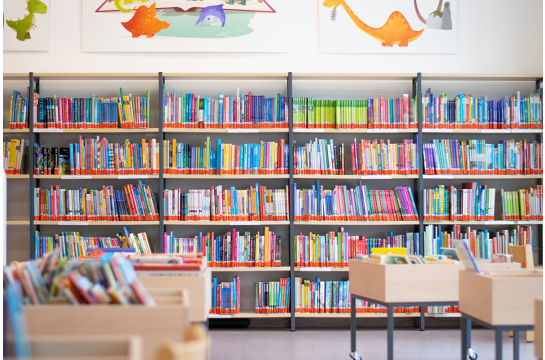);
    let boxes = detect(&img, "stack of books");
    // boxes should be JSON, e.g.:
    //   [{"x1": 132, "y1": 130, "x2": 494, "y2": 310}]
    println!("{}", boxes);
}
[
  {"x1": 164, "y1": 228, "x2": 282, "y2": 267},
  {"x1": 130, "y1": 253, "x2": 206, "y2": 274},
  {"x1": 422, "y1": 90, "x2": 542, "y2": 129},
  {"x1": 33, "y1": 181, "x2": 159, "y2": 221},
  {"x1": 4, "y1": 249, "x2": 155, "y2": 305},
  {"x1": 501, "y1": 186, "x2": 543, "y2": 220},
  {"x1": 3, "y1": 139, "x2": 28, "y2": 174},
  {"x1": 423, "y1": 183, "x2": 495, "y2": 221},
  {"x1": 423, "y1": 139, "x2": 543, "y2": 175},
  {"x1": 295, "y1": 230, "x2": 420, "y2": 267},
  {"x1": 352, "y1": 138, "x2": 418, "y2": 175},
  {"x1": 294, "y1": 181, "x2": 418, "y2": 221},
  {"x1": 293, "y1": 95, "x2": 417, "y2": 129},
  {"x1": 163, "y1": 138, "x2": 288, "y2": 175},
  {"x1": 163, "y1": 90, "x2": 288, "y2": 129},
  {"x1": 8, "y1": 90, "x2": 28, "y2": 129},
  {"x1": 32, "y1": 89, "x2": 150, "y2": 129},
  {"x1": 294, "y1": 139, "x2": 344, "y2": 175},
  {"x1": 163, "y1": 185, "x2": 289, "y2": 221},
  {"x1": 254, "y1": 278, "x2": 290, "y2": 313},
  {"x1": 211, "y1": 277, "x2": 240, "y2": 314}
]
